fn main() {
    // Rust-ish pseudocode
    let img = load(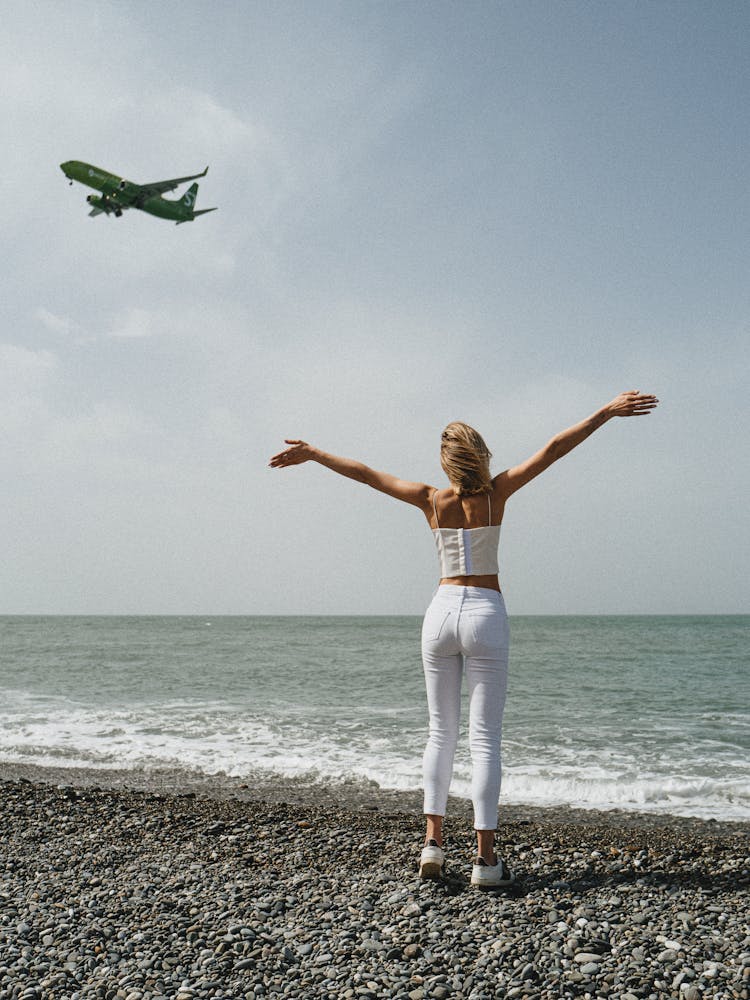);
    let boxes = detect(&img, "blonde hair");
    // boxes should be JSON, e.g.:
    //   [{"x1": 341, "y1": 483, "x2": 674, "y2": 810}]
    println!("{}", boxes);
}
[{"x1": 440, "y1": 422, "x2": 492, "y2": 496}]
